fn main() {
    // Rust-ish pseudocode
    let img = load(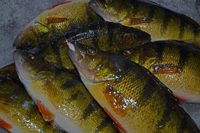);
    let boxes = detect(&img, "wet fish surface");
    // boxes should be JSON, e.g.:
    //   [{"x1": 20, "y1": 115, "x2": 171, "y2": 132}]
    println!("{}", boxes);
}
[
  {"x1": 14, "y1": 49, "x2": 118, "y2": 133},
  {"x1": 13, "y1": 0, "x2": 102, "y2": 49},
  {"x1": 89, "y1": 0, "x2": 200, "y2": 46},
  {"x1": 0, "y1": 66, "x2": 62, "y2": 133},
  {"x1": 115, "y1": 40, "x2": 200, "y2": 103},
  {"x1": 38, "y1": 21, "x2": 151, "y2": 70},
  {"x1": 67, "y1": 42, "x2": 200, "y2": 133}
]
